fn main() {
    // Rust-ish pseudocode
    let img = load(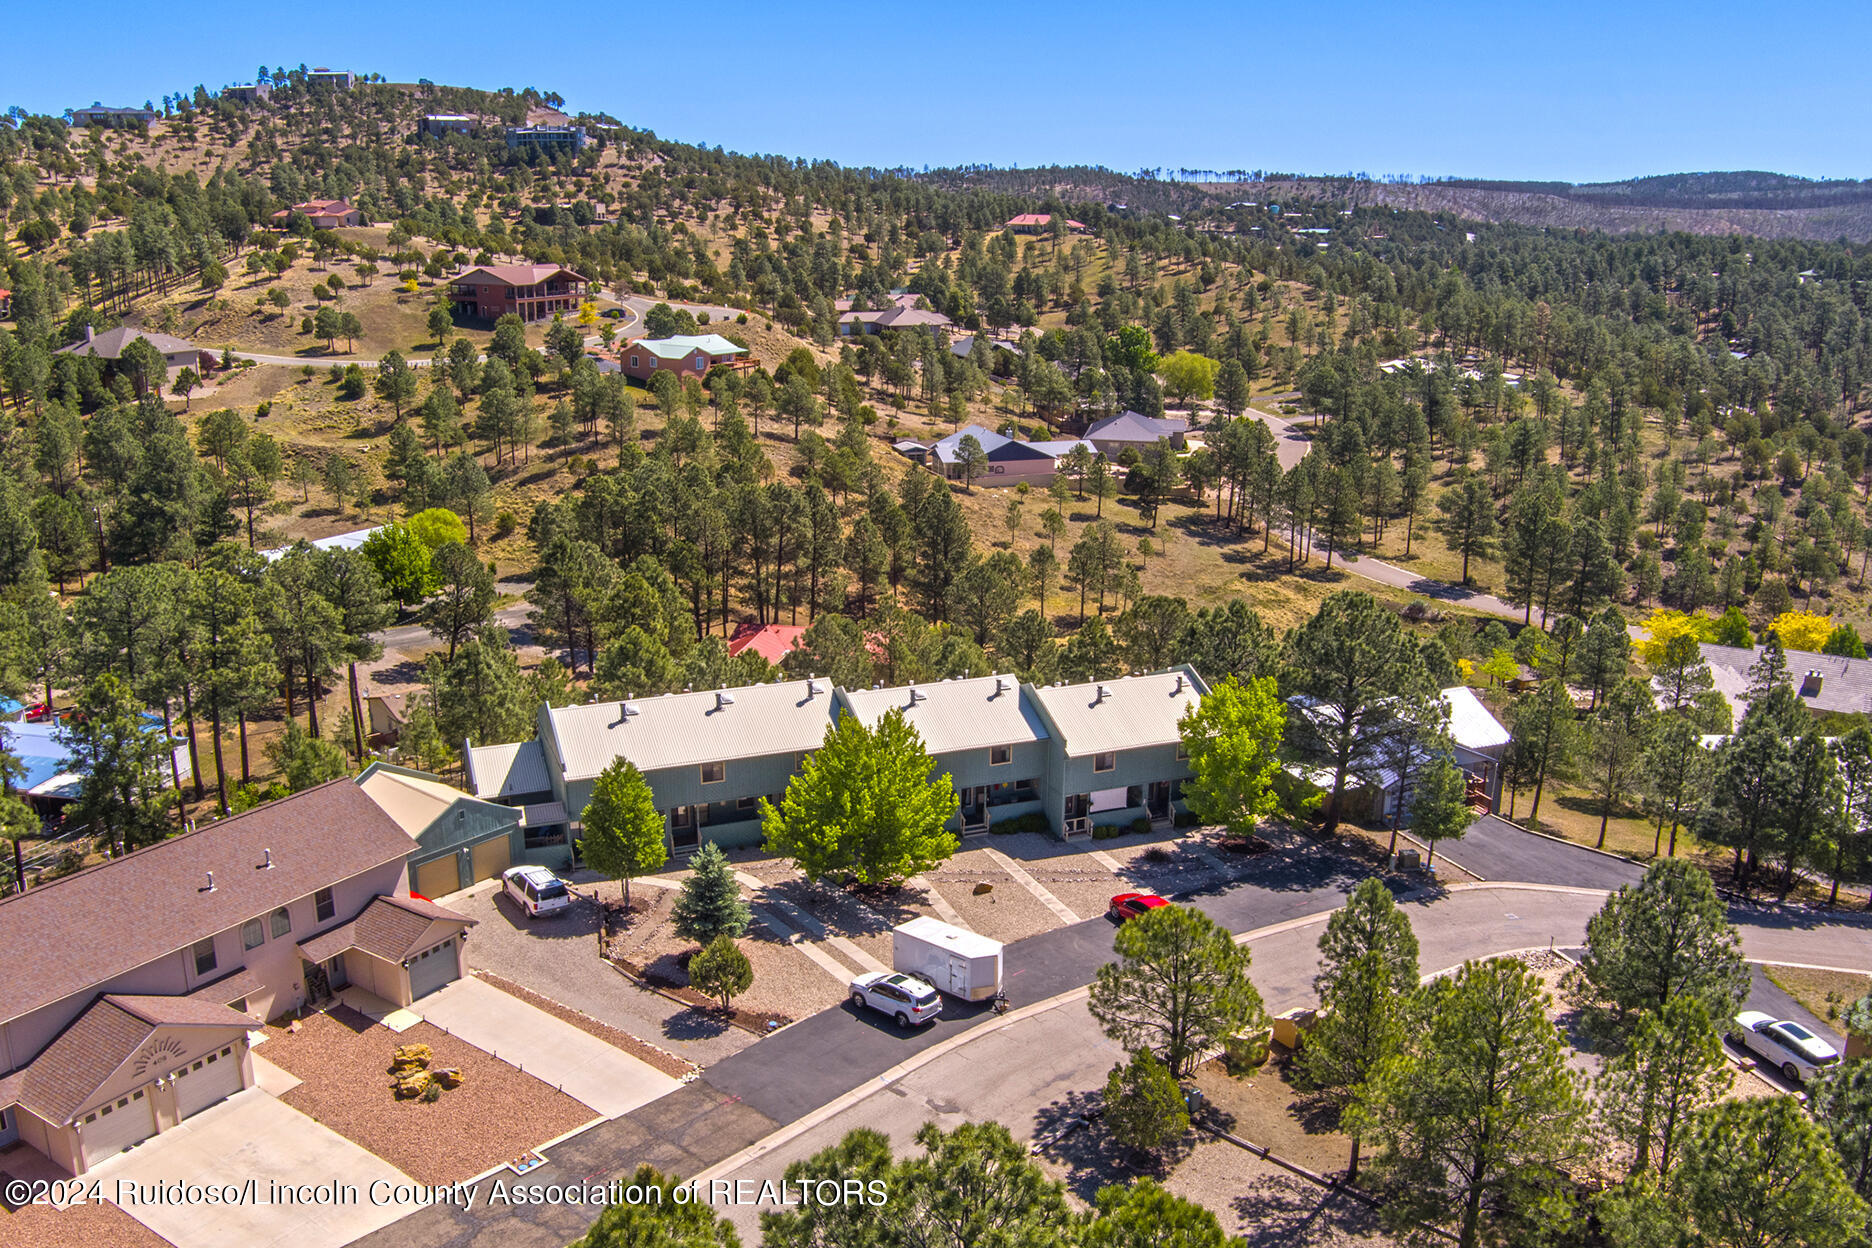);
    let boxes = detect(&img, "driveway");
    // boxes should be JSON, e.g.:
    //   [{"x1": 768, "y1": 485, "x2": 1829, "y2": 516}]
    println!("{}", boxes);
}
[
  {"x1": 1415, "y1": 815, "x2": 1645, "y2": 891},
  {"x1": 89, "y1": 1087, "x2": 423, "y2": 1248},
  {"x1": 450, "y1": 880, "x2": 757, "y2": 1066},
  {"x1": 410, "y1": 977, "x2": 681, "y2": 1118}
]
